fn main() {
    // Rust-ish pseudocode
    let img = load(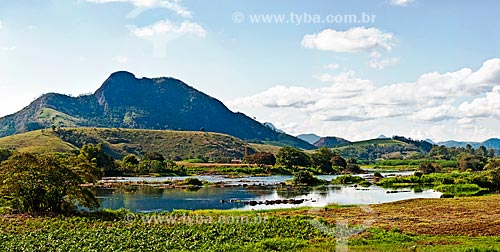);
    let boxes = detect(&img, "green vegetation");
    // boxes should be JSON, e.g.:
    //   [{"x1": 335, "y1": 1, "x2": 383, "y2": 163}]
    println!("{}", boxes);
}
[
  {"x1": 0, "y1": 153, "x2": 100, "y2": 213},
  {"x1": 289, "y1": 170, "x2": 324, "y2": 186},
  {"x1": 434, "y1": 184, "x2": 487, "y2": 197},
  {"x1": 332, "y1": 175, "x2": 368, "y2": 185},
  {"x1": 1, "y1": 197, "x2": 499, "y2": 251},
  {"x1": 275, "y1": 146, "x2": 311, "y2": 170},
  {"x1": 377, "y1": 169, "x2": 499, "y2": 197},
  {"x1": 244, "y1": 152, "x2": 276, "y2": 165}
]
